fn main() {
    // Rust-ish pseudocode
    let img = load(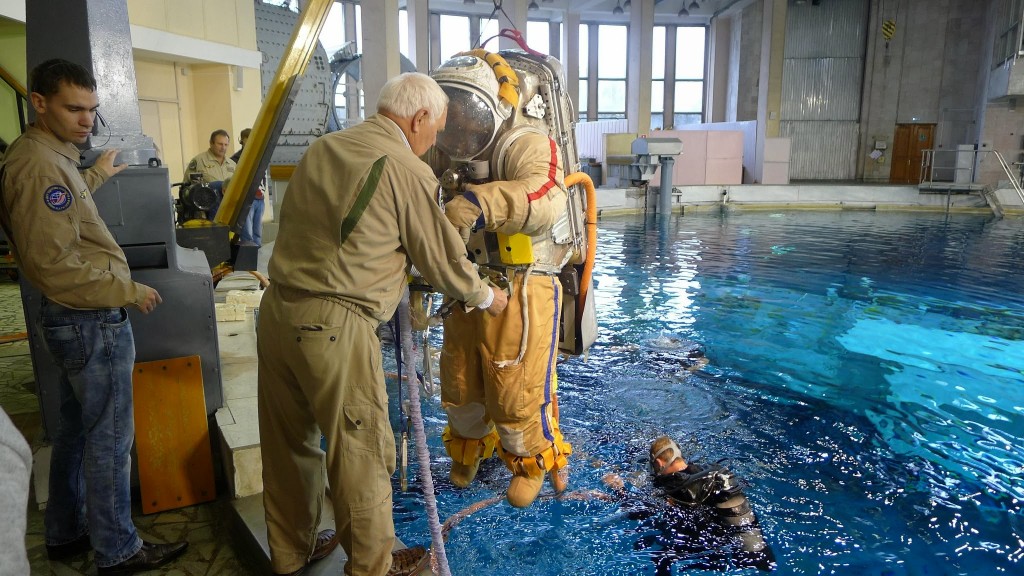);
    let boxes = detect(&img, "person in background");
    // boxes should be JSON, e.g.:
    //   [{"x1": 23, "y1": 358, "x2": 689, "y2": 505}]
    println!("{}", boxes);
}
[
  {"x1": 230, "y1": 127, "x2": 267, "y2": 247},
  {"x1": 0, "y1": 406, "x2": 31, "y2": 576},
  {"x1": 184, "y1": 129, "x2": 235, "y2": 219},
  {"x1": 257, "y1": 72, "x2": 508, "y2": 576},
  {"x1": 603, "y1": 435, "x2": 776, "y2": 574},
  {"x1": 0, "y1": 57, "x2": 186, "y2": 575}
]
